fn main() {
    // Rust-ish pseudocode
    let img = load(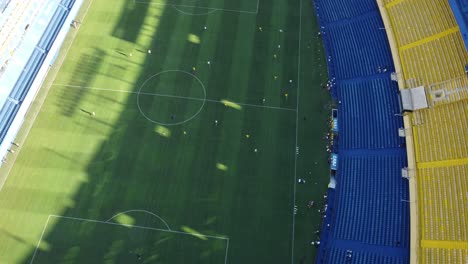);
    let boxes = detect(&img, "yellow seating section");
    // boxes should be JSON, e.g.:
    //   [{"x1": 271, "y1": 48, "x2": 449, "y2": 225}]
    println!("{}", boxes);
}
[
  {"x1": 381, "y1": 0, "x2": 397, "y2": 6},
  {"x1": 412, "y1": 100, "x2": 468, "y2": 163},
  {"x1": 382, "y1": 0, "x2": 468, "y2": 262},
  {"x1": 417, "y1": 165, "x2": 468, "y2": 242},
  {"x1": 421, "y1": 248, "x2": 468, "y2": 264},
  {"x1": 386, "y1": 0, "x2": 457, "y2": 46},
  {"x1": 400, "y1": 33, "x2": 468, "y2": 88}
]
